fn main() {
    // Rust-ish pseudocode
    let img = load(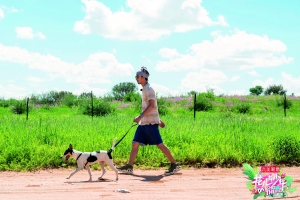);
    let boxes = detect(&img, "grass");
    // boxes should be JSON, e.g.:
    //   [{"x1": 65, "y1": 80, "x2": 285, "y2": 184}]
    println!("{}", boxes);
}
[{"x1": 0, "y1": 95, "x2": 299, "y2": 171}]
